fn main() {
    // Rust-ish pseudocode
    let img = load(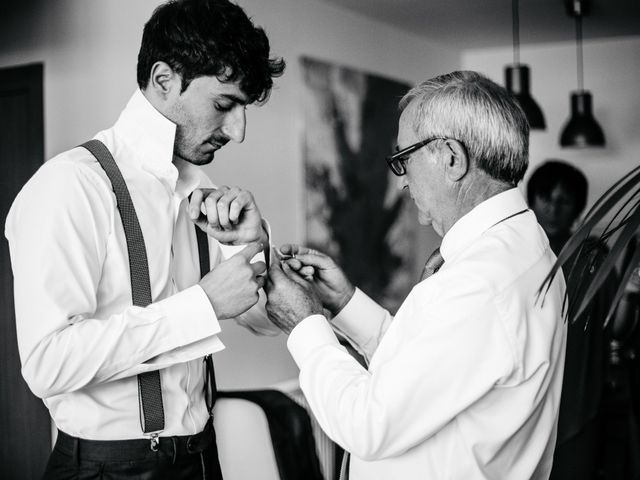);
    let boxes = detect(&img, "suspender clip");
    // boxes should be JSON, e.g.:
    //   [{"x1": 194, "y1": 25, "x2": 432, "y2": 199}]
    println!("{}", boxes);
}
[{"x1": 149, "y1": 433, "x2": 160, "y2": 452}]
